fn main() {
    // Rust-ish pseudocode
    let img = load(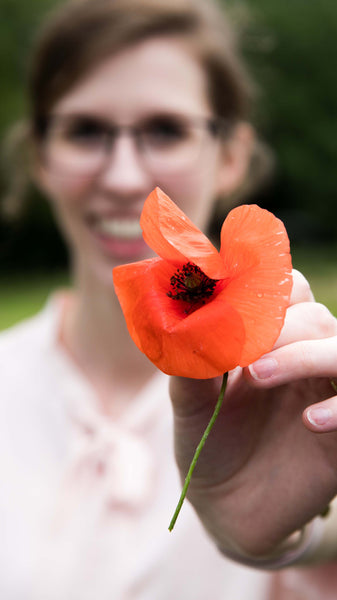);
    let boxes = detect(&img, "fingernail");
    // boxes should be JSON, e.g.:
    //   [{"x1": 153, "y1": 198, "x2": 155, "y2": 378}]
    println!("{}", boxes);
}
[
  {"x1": 250, "y1": 357, "x2": 278, "y2": 380},
  {"x1": 307, "y1": 407, "x2": 332, "y2": 427}
]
